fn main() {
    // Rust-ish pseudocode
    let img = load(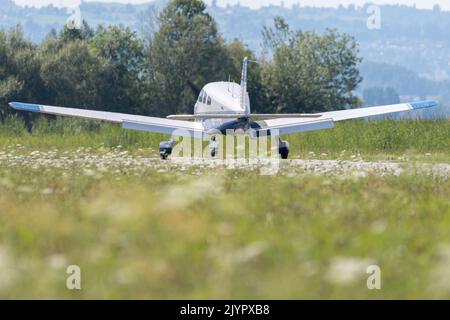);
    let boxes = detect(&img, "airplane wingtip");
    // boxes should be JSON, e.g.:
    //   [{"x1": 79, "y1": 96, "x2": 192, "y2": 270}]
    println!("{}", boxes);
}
[
  {"x1": 409, "y1": 100, "x2": 439, "y2": 110},
  {"x1": 8, "y1": 102, "x2": 42, "y2": 111}
]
